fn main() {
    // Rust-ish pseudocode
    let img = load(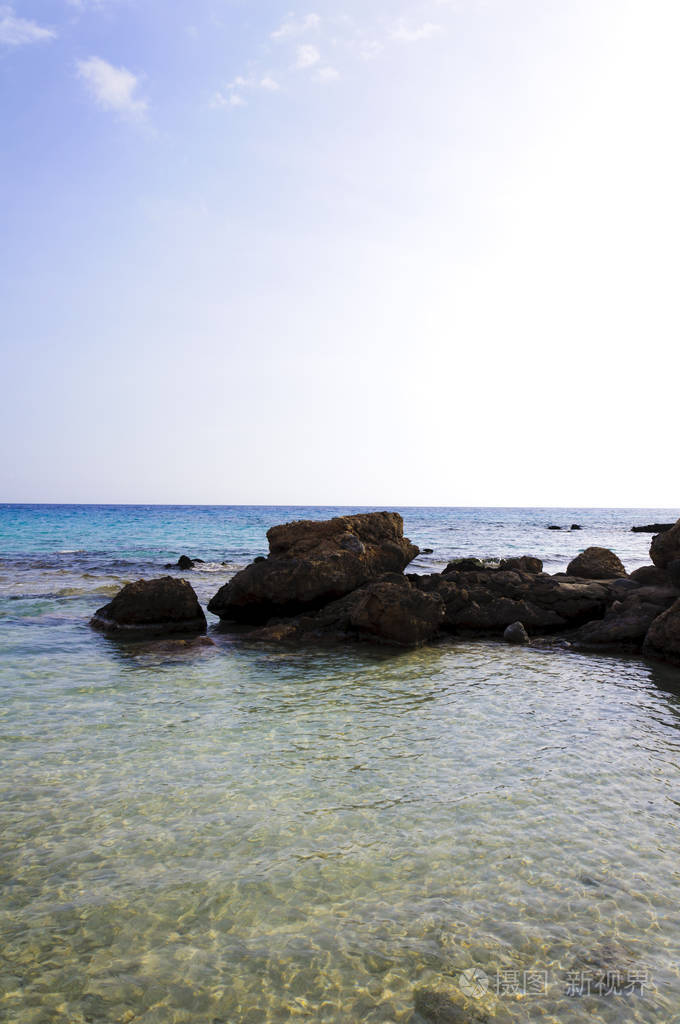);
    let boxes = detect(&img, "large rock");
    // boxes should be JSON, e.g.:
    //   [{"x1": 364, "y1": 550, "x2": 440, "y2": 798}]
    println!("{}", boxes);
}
[
  {"x1": 504, "y1": 621, "x2": 529, "y2": 644},
  {"x1": 208, "y1": 512, "x2": 419, "y2": 623},
  {"x1": 629, "y1": 565, "x2": 668, "y2": 586},
  {"x1": 643, "y1": 598, "x2": 680, "y2": 665},
  {"x1": 650, "y1": 519, "x2": 680, "y2": 569},
  {"x1": 574, "y1": 585, "x2": 679, "y2": 649},
  {"x1": 249, "y1": 575, "x2": 444, "y2": 647},
  {"x1": 566, "y1": 547, "x2": 627, "y2": 580},
  {"x1": 412, "y1": 568, "x2": 613, "y2": 635},
  {"x1": 91, "y1": 577, "x2": 207, "y2": 635}
]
